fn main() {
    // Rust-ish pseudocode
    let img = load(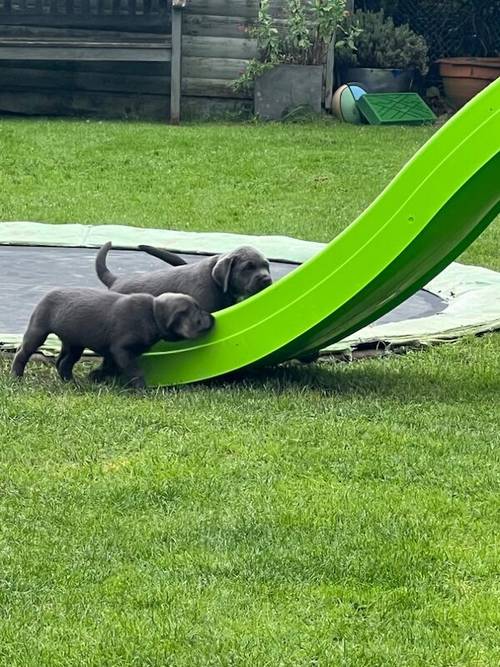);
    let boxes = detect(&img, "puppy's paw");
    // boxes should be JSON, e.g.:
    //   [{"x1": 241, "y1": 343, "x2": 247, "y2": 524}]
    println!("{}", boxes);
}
[
  {"x1": 124, "y1": 376, "x2": 146, "y2": 391},
  {"x1": 88, "y1": 368, "x2": 106, "y2": 383},
  {"x1": 57, "y1": 371, "x2": 74, "y2": 382}
]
